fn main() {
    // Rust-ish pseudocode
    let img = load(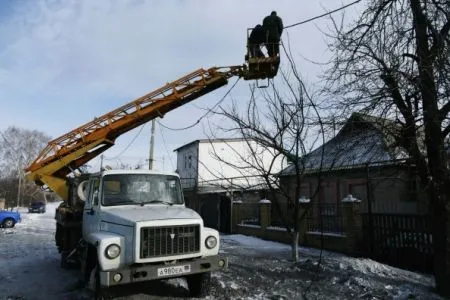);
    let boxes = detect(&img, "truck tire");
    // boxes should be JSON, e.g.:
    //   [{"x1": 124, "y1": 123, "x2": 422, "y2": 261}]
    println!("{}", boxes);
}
[
  {"x1": 60, "y1": 251, "x2": 79, "y2": 269},
  {"x1": 2, "y1": 218, "x2": 15, "y2": 228},
  {"x1": 89, "y1": 266, "x2": 112, "y2": 300},
  {"x1": 186, "y1": 272, "x2": 212, "y2": 297},
  {"x1": 55, "y1": 224, "x2": 62, "y2": 252},
  {"x1": 60, "y1": 251, "x2": 71, "y2": 269}
]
